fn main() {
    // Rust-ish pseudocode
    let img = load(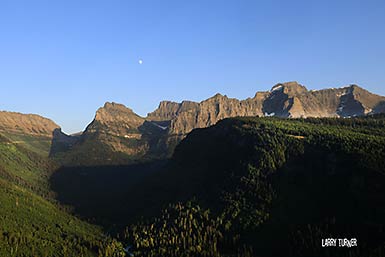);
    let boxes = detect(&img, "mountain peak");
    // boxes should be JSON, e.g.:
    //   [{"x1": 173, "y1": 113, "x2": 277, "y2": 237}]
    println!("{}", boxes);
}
[
  {"x1": 348, "y1": 84, "x2": 366, "y2": 93},
  {"x1": 213, "y1": 93, "x2": 224, "y2": 98},
  {"x1": 95, "y1": 102, "x2": 143, "y2": 123},
  {"x1": 206, "y1": 93, "x2": 228, "y2": 102},
  {"x1": 102, "y1": 101, "x2": 132, "y2": 111},
  {"x1": 271, "y1": 81, "x2": 308, "y2": 95}
]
